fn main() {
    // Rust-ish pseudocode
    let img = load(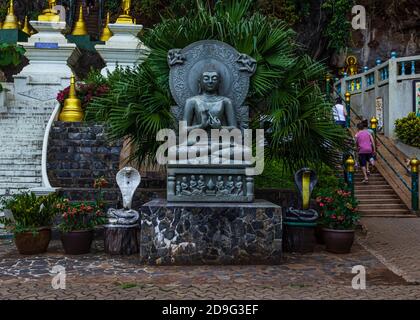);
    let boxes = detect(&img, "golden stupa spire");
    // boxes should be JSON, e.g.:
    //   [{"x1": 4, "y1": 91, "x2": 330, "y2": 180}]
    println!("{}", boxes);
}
[
  {"x1": 22, "y1": 16, "x2": 31, "y2": 35},
  {"x1": 2, "y1": 0, "x2": 19, "y2": 30},
  {"x1": 59, "y1": 75, "x2": 84, "y2": 122},
  {"x1": 38, "y1": 0, "x2": 60, "y2": 22},
  {"x1": 71, "y1": 5, "x2": 88, "y2": 36},
  {"x1": 100, "y1": 12, "x2": 113, "y2": 41}
]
